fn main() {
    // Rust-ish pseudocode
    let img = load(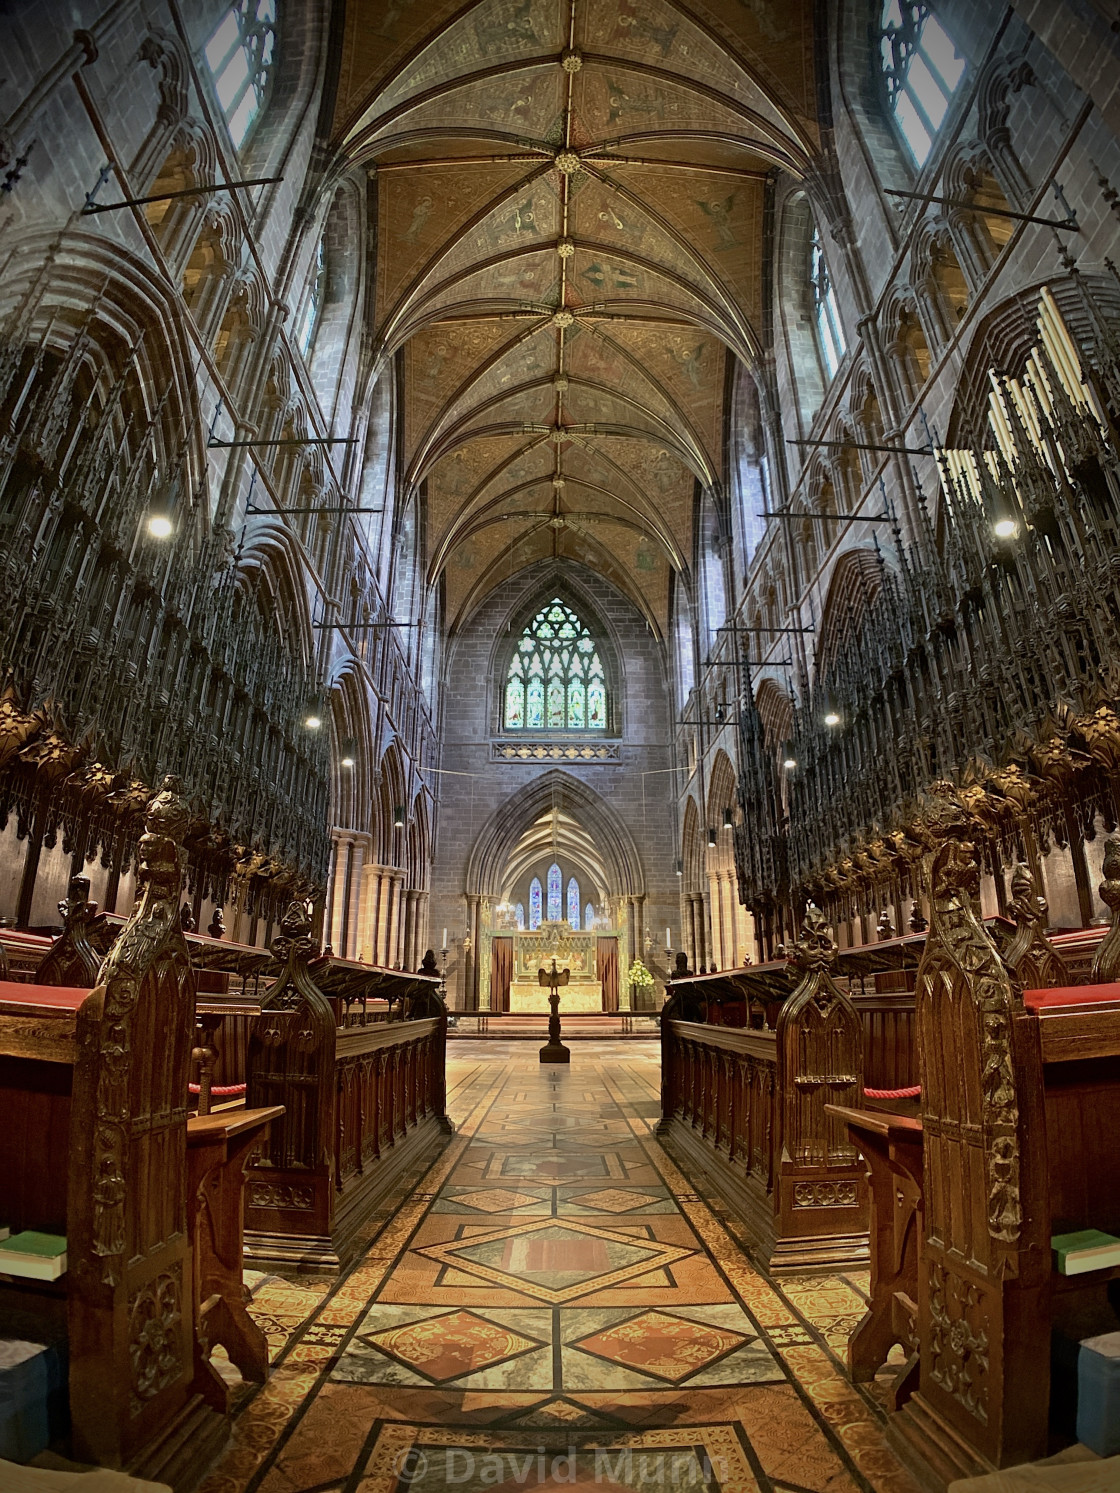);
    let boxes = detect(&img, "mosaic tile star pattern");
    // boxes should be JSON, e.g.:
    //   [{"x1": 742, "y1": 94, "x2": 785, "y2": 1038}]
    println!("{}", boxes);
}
[{"x1": 199, "y1": 1042, "x2": 922, "y2": 1493}]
